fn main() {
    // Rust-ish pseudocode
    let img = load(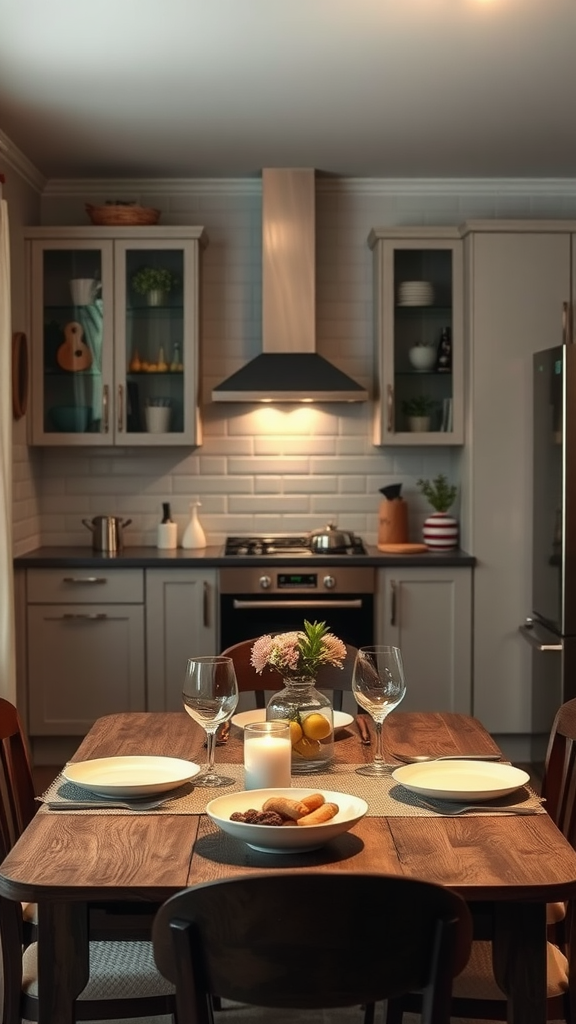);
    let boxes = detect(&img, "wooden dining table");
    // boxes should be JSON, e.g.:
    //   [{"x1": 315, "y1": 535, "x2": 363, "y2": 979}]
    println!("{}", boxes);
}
[{"x1": 1, "y1": 709, "x2": 576, "y2": 1024}]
